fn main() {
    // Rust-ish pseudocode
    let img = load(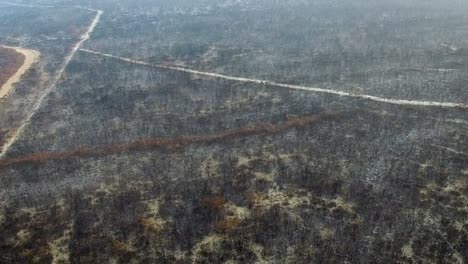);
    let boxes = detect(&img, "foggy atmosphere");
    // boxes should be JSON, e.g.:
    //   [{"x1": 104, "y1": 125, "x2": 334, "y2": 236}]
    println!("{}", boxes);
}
[{"x1": 0, "y1": 0, "x2": 467, "y2": 263}]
